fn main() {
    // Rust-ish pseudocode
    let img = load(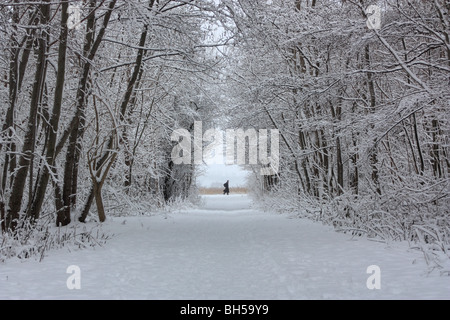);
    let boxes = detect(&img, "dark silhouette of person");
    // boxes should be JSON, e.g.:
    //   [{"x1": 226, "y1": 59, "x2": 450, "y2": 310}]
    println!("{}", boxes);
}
[{"x1": 223, "y1": 180, "x2": 230, "y2": 195}]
